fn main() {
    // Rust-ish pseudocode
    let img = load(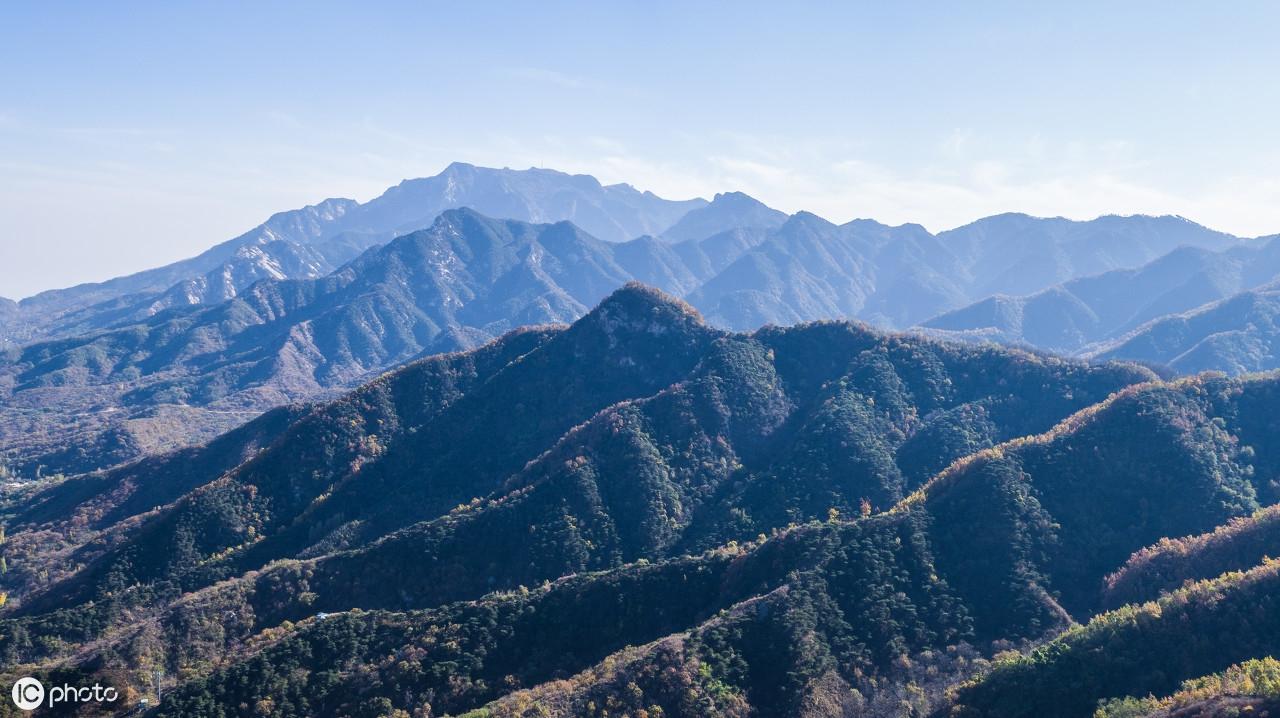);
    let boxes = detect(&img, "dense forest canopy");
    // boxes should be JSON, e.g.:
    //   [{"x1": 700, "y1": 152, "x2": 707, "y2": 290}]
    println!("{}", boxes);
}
[{"x1": 2, "y1": 285, "x2": 1280, "y2": 717}]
